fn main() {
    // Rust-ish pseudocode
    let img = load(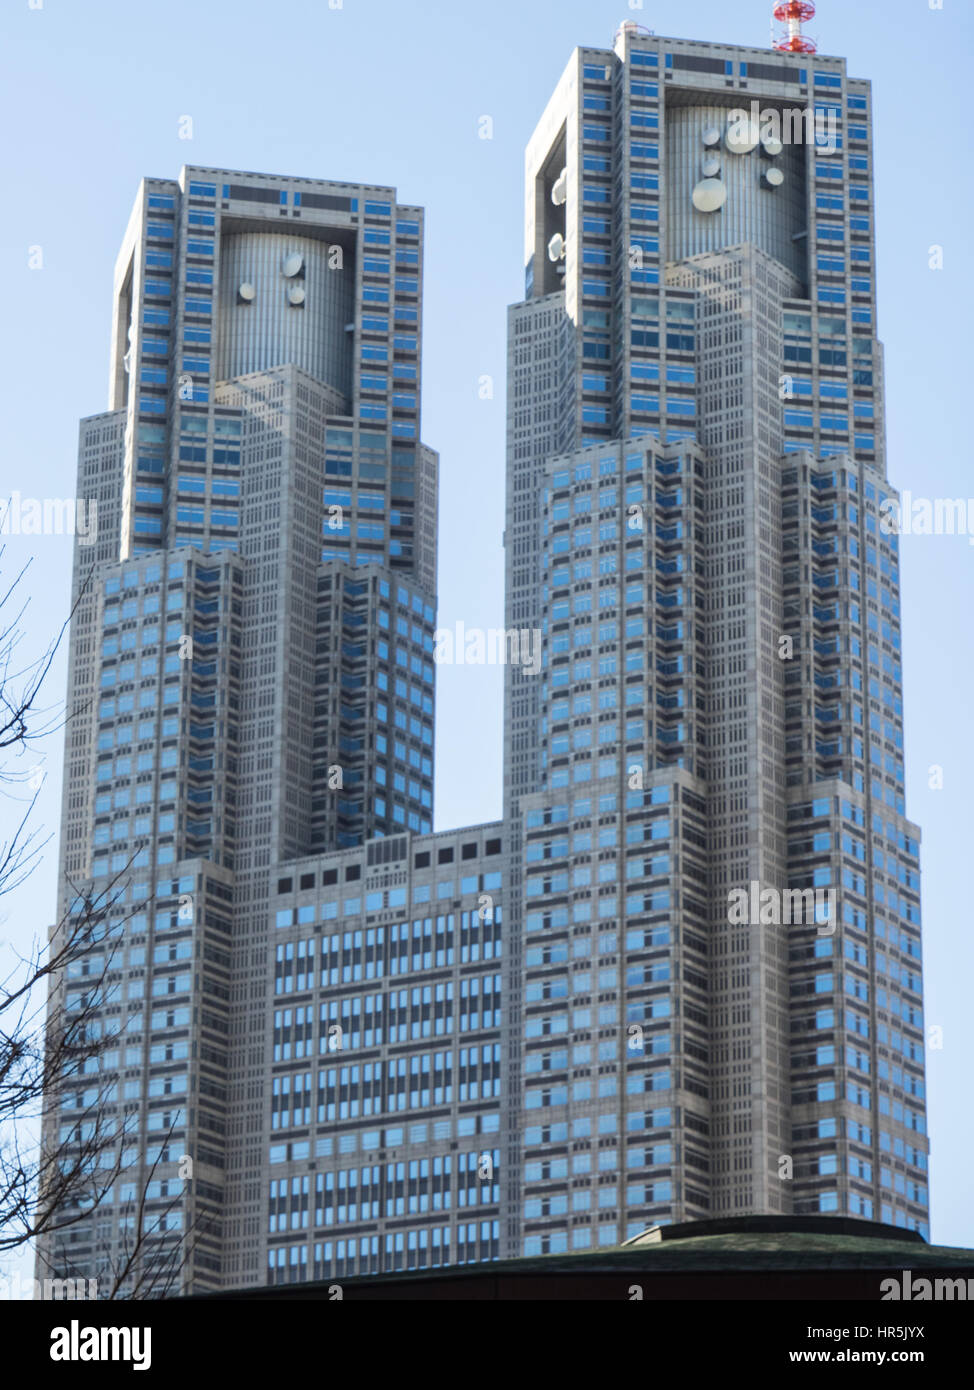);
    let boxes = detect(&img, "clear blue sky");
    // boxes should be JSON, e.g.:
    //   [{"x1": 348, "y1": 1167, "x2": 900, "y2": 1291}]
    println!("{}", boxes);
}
[{"x1": 1, "y1": 0, "x2": 971, "y2": 1286}]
